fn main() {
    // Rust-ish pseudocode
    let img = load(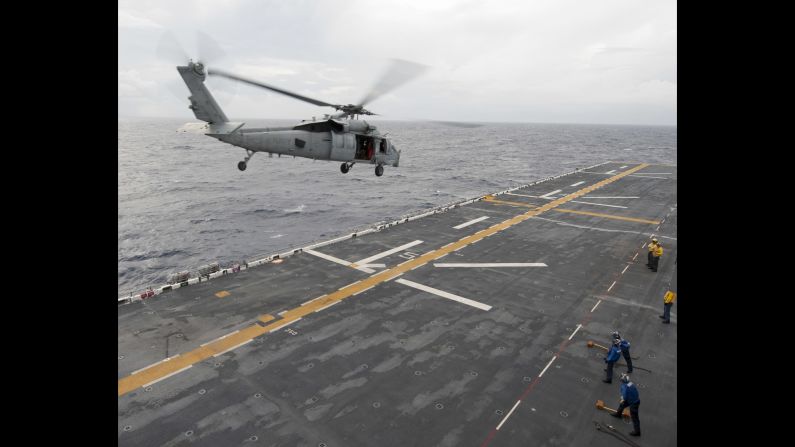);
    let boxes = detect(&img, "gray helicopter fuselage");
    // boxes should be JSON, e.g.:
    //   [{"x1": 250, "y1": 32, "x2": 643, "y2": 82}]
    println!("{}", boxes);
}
[{"x1": 217, "y1": 121, "x2": 399, "y2": 166}]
